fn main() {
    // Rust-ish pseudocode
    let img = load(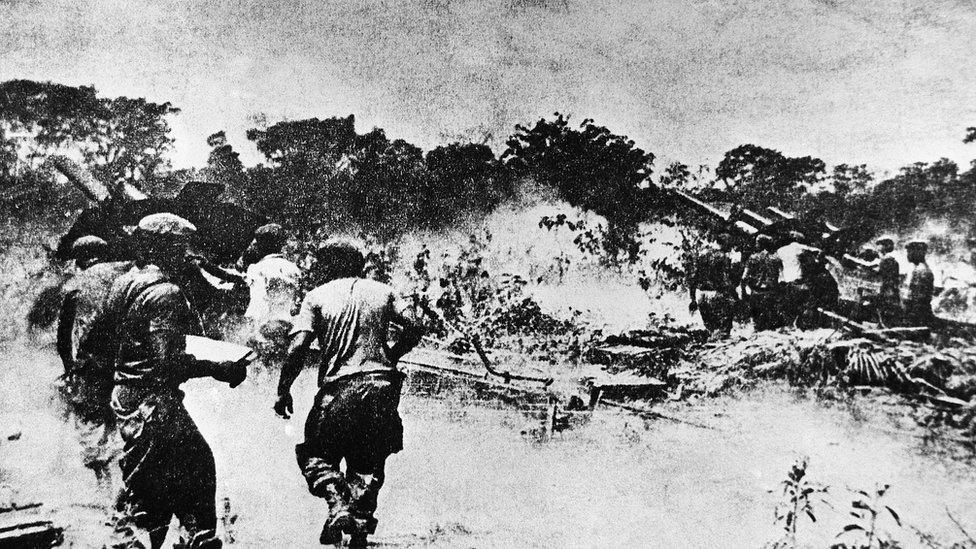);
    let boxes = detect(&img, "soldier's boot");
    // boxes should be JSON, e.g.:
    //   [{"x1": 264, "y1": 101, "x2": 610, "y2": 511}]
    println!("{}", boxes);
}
[
  {"x1": 348, "y1": 533, "x2": 369, "y2": 548},
  {"x1": 317, "y1": 483, "x2": 353, "y2": 546},
  {"x1": 174, "y1": 529, "x2": 222, "y2": 549}
]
